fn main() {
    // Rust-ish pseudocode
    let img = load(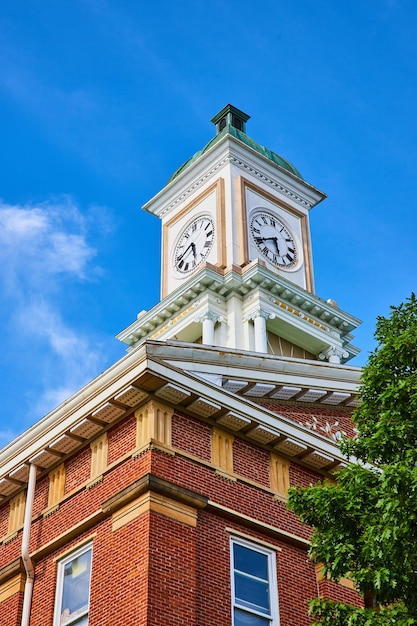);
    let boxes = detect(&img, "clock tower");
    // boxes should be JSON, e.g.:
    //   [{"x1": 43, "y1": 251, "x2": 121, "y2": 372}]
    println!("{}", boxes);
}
[{"x1": 118, "y1": 105, "x2": 360, "y2": 364}]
